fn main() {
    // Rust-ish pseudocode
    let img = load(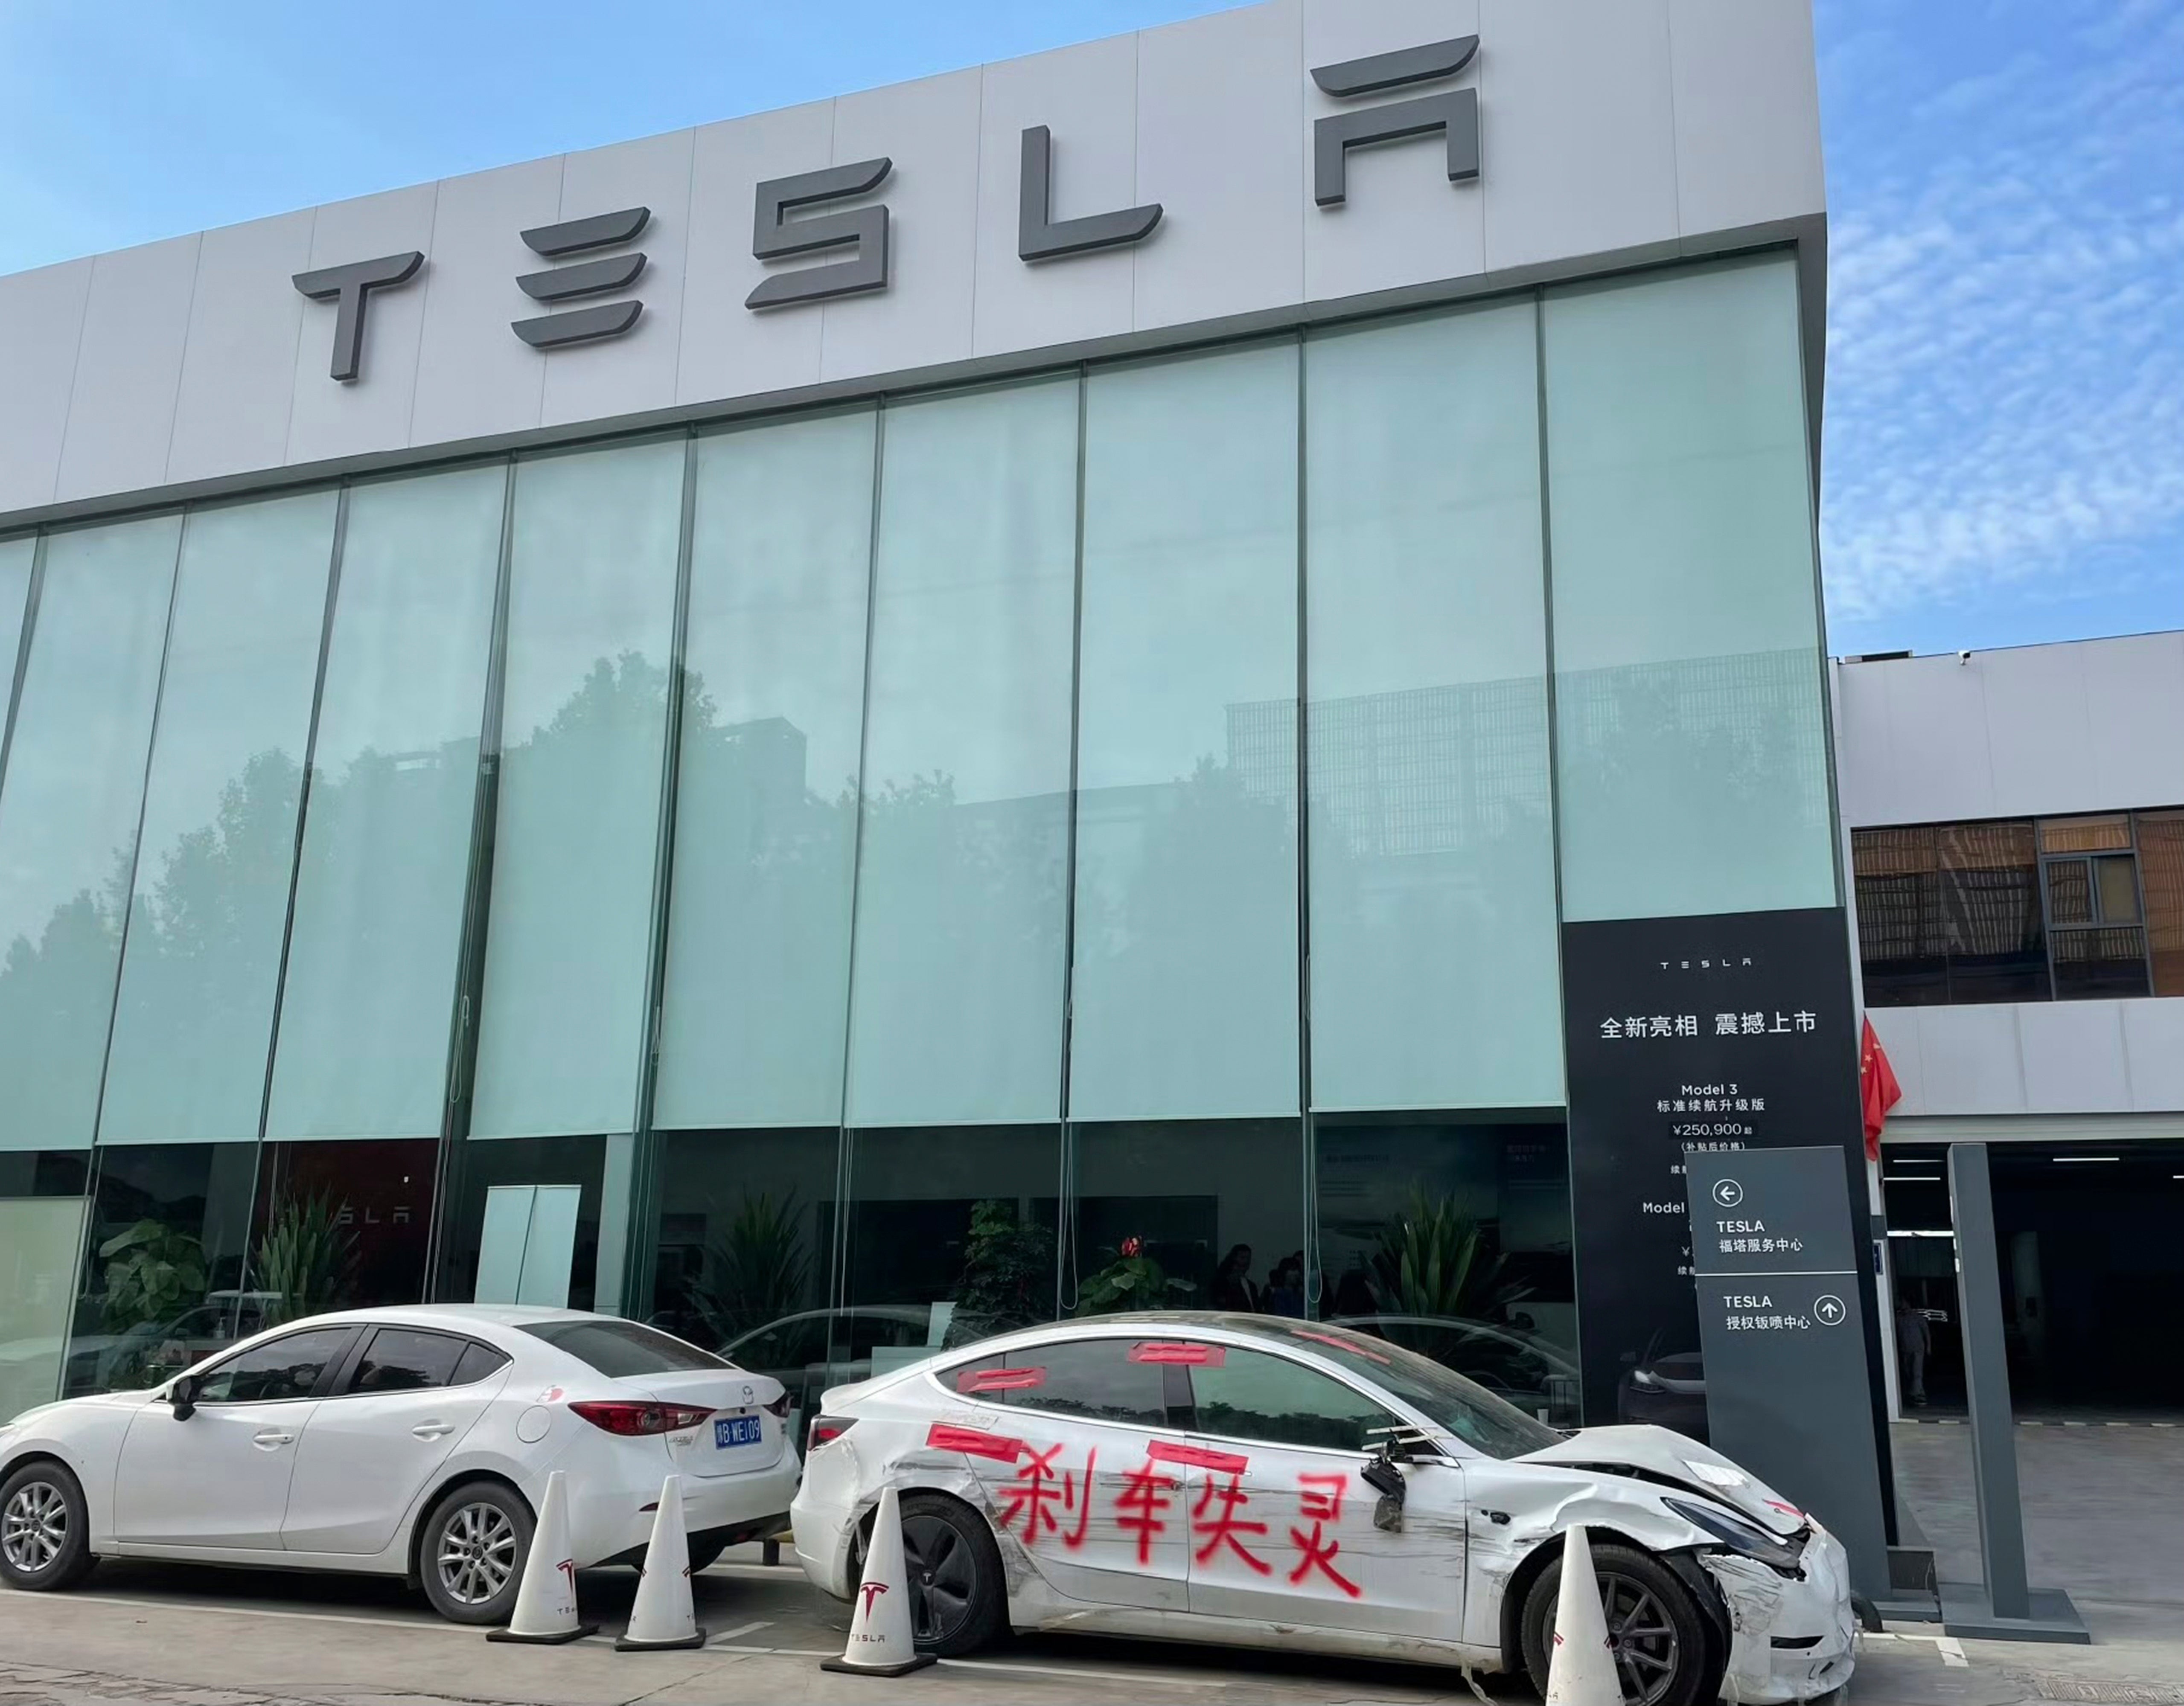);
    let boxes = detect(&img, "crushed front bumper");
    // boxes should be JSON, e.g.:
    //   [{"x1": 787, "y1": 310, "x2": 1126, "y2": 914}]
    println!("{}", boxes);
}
[{"x1": 1702, "y1": 1530, "x2": 1857, "y2": 1704}]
